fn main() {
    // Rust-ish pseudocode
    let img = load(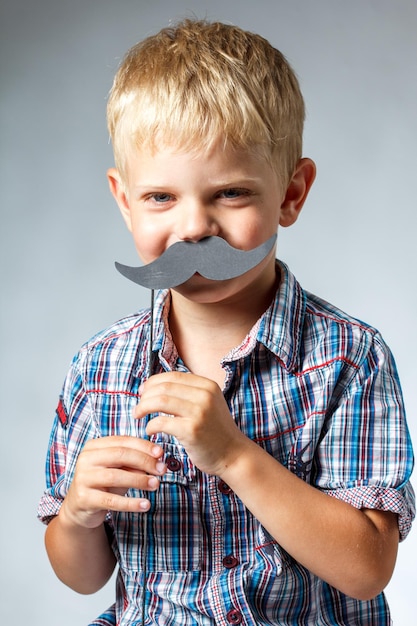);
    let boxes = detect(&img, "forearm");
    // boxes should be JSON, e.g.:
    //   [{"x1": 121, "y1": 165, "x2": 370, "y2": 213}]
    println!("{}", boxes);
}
[
  {"x1": 45, "y1": 508, "x2": 116, "y2": 594},
  {"x1": 221, "y1": 437, "x2": 399, "y2": 600}
]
